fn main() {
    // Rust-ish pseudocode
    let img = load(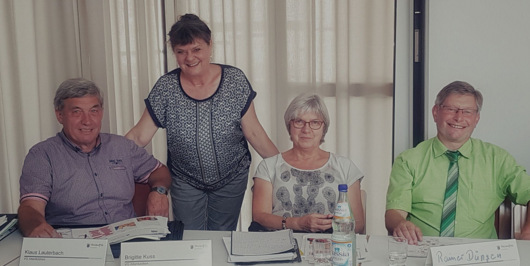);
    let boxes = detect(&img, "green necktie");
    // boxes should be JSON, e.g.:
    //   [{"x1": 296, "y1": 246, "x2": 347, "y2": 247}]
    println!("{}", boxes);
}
[{"x1": 440, "y1": 150, "x2": 460, "y2": 237}]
